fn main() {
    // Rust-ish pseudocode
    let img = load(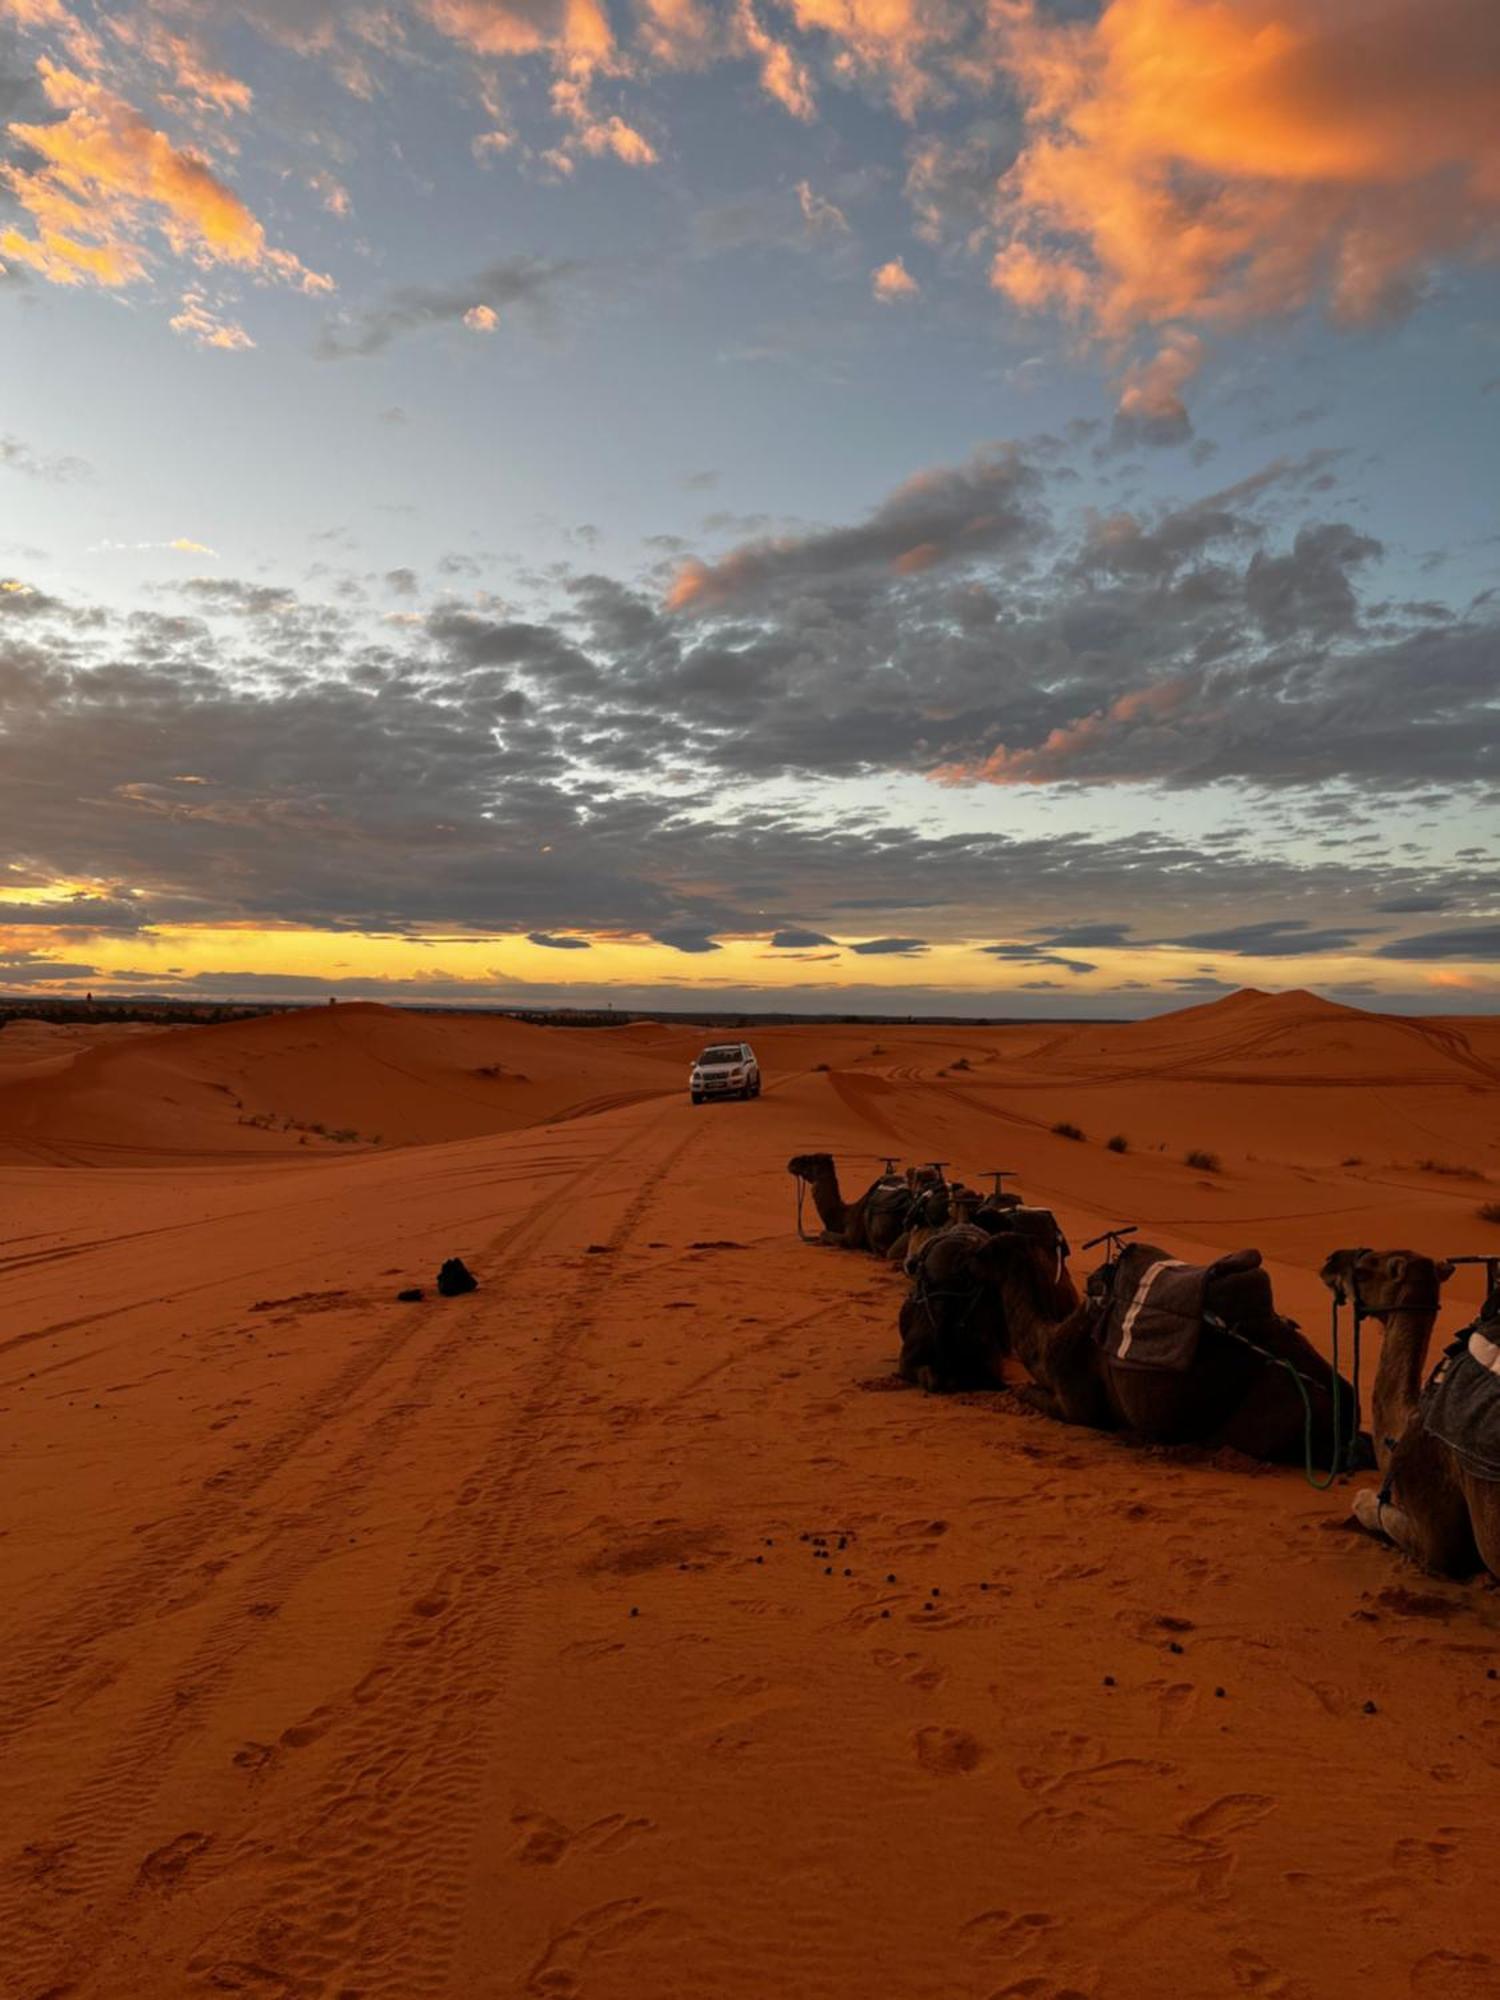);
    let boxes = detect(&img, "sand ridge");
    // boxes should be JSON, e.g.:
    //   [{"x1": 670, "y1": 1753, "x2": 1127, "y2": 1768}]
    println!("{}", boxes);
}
[{"x1": 3, "y1": 991, "x2": 1500, "y2": 1997}]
